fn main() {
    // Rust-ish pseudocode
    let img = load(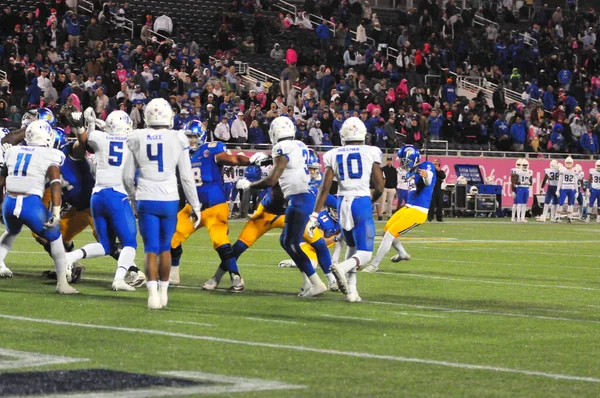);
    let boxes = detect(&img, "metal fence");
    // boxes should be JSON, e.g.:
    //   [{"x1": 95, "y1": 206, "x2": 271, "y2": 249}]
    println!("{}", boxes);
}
[{"x1": 78, "y1": 0, "x2": 134, "y2": 39}]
